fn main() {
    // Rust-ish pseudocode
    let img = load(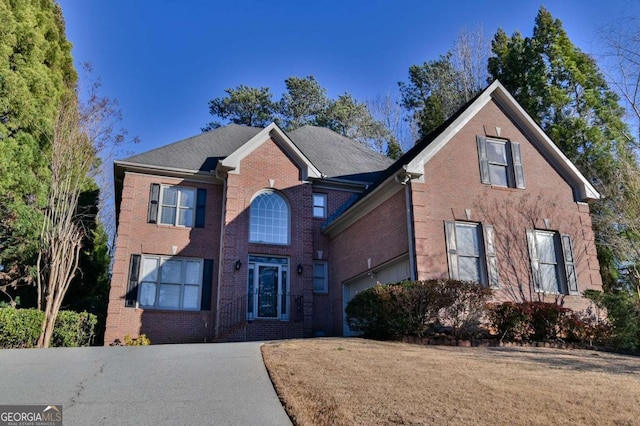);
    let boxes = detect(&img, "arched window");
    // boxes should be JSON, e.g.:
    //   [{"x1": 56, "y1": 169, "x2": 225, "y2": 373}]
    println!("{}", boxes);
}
[{"x1": 249, "y1": 191, "x2": 289, "y2": 245}]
